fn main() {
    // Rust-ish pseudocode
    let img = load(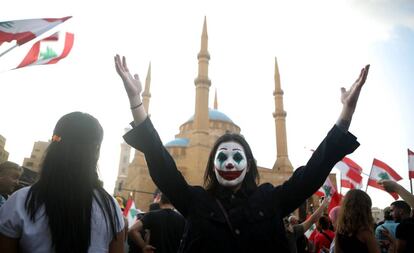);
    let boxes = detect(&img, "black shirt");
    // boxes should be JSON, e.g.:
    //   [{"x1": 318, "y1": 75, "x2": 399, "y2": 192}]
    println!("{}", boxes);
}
[{"x1": 395, "y1": 217, "x2": 414, "y2": 253}]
